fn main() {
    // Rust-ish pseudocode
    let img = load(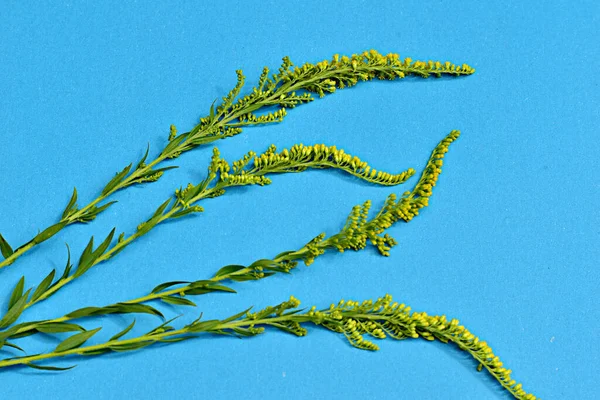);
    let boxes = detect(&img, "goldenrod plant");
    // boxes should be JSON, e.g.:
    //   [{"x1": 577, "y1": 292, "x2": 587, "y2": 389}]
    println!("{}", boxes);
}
[
  {"x1": 0, "y1": 294, "x2": 536, "y2": 400},
  {"x1": 0, "y1": 50, "x2": 474, "y2": 270},
  {"x1": 0, "y1": 130, "x2": 458, "y2": 346},
  {"x1": 0, "y1": 143, "x2": 415, "y2": 330}
]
